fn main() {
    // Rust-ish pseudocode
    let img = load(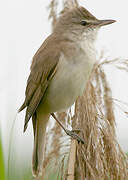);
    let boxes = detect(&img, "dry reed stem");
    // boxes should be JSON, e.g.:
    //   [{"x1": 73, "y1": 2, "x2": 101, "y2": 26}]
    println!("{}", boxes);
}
[
  {"x1": 67, "y1": 140, "x2": 77, "y2": 180},
  {"x1": 48, "y1": 0, "x2": 58, "y2": 29}
]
